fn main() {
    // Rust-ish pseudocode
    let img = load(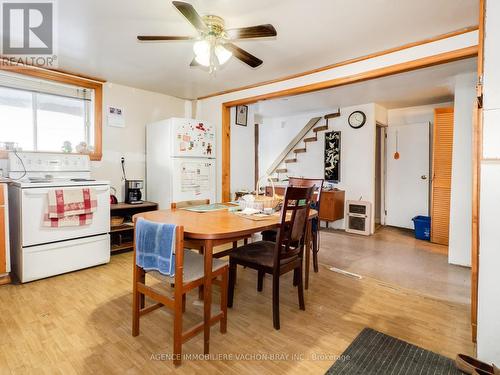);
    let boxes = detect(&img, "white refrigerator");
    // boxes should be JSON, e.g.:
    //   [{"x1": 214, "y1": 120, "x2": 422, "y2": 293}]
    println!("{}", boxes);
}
[{"x1": 146, "y1": 118, "x2": 216, "y2": 209}]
